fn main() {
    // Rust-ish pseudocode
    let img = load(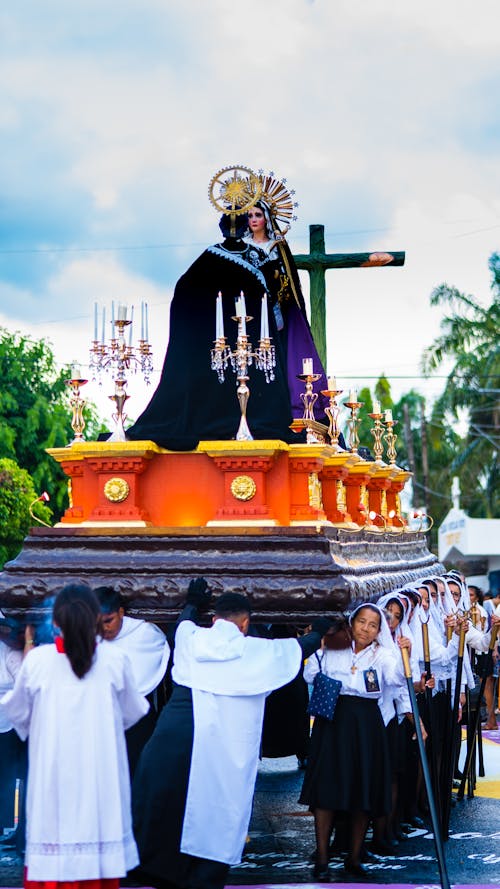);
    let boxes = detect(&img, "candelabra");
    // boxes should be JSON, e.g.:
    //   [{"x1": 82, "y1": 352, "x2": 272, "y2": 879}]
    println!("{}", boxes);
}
[
  {"x1": 65, "y1": 365, "x2": 88, "y2": 445},
  {"x1": 89, "y1": 302, "x2": 153, "y2": 442},
  {"x1": 321, "y1": 386, "x2": 344, "y2": 450},
  {"x1": 211, "y1": 292, "x2": 275, "y2": 441},
  {"x1": 368, "y1": 409, "x2": 385, "y2": 463},
  {"x1": 344, "y1": 399, "x2": 364, "y2": 454}
]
